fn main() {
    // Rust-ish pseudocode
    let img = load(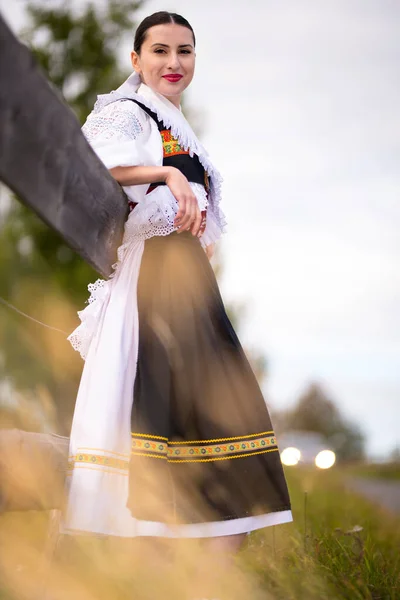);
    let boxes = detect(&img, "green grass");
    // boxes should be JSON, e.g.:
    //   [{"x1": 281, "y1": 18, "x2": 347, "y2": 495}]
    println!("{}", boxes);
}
[
  {"x1": 344, "y1": 462, "x2": 400, "y2": 481},
  {"x1": 240, "y1": 467, "x2": 400, "y2": 599},
  {"x1": 1, "y1": 466, "x2": 399, "y2": 600}
]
